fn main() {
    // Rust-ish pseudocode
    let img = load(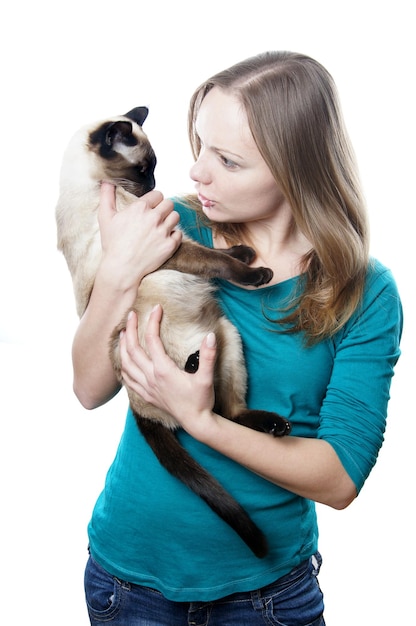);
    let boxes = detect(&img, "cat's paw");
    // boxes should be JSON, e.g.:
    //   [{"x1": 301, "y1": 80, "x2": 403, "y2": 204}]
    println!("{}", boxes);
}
[
  {"x1": 235, "y1": 410, "x2": 291, "y2": 437},
  {"x1": 240, "y1": 266, "x2": 273, "y2": 287},
  {"x1": 270, "y1": 417, "x2": 292, "y2": 437},
  {"x1": 224, "y1": 245, "x2": 256, "y2": 264},
  {"x1": 258, "y1": 413, "x2": 292, "y2": 437},
  {"x1": 184, "y1": 350, "x2": 200, "y2": 373}
]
